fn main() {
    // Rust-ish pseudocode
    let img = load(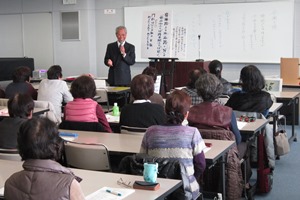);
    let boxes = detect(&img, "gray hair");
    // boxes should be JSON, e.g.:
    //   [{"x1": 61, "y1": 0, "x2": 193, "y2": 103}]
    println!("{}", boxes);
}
[
  {"x1": 195, "y1": 73, "x2": 223, "y2": 101},
  {"x1": 115, "y1": 26, "x2": 127, "y2": 34}
]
